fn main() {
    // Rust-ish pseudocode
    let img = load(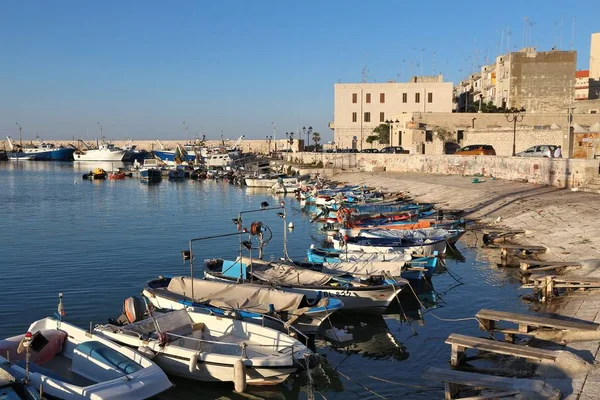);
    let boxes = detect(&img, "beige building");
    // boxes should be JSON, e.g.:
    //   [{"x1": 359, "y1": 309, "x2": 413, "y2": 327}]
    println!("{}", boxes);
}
[
  {"x1": 332, "y1": 77, "x2": 453, "y2": 150},
  {"x1": 456, "y1": 48, "x2": 576, "y2": 113},
  {"x1": 575, "y1": 70, "x2": 590, "y2": 101},
  {"x1": 590, "y1": 32, "x2": 600, "y2": 100}
]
